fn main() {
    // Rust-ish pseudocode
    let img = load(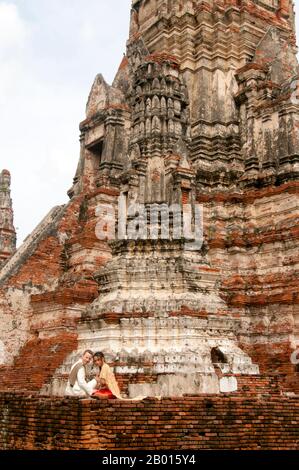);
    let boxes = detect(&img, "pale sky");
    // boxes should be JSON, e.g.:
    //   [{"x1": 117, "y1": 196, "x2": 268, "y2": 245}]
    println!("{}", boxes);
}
[{"x1": 0, "y1": 0, "x2": 298, "y2": 245}]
